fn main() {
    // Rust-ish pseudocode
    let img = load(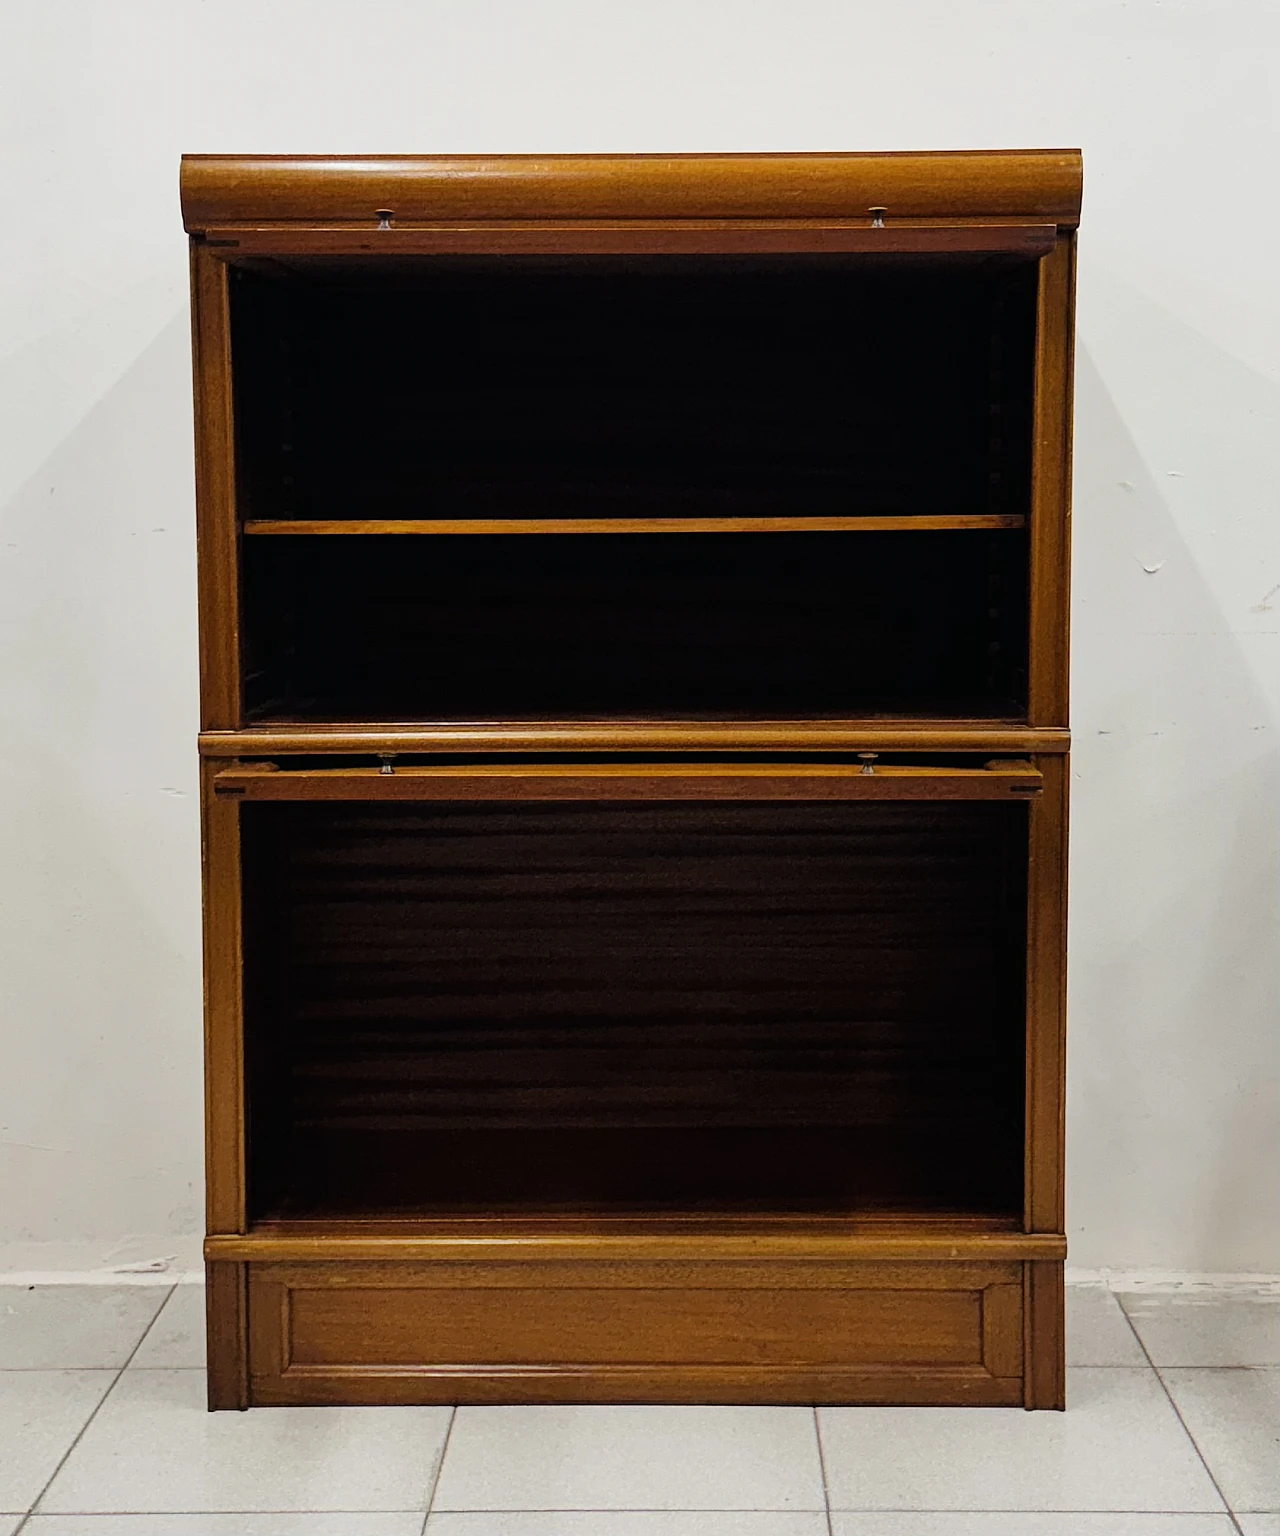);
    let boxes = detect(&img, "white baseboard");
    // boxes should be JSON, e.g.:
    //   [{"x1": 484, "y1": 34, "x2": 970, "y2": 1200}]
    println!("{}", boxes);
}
[
  {"x1": 1066, "y1": 1267, "x2": 1279, "y2": 1294},
  {"x1": 0, "y1": 1233, "x2": 204, "y2": 1284}
]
